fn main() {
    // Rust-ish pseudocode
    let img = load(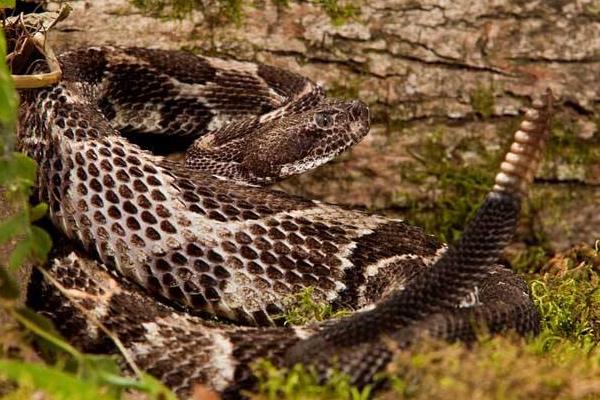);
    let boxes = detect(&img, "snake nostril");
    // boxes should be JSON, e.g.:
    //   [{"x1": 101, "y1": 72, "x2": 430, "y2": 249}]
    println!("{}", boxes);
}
[{"x1": 350, "y1": 100, "x2": 369, "y2": 123}]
